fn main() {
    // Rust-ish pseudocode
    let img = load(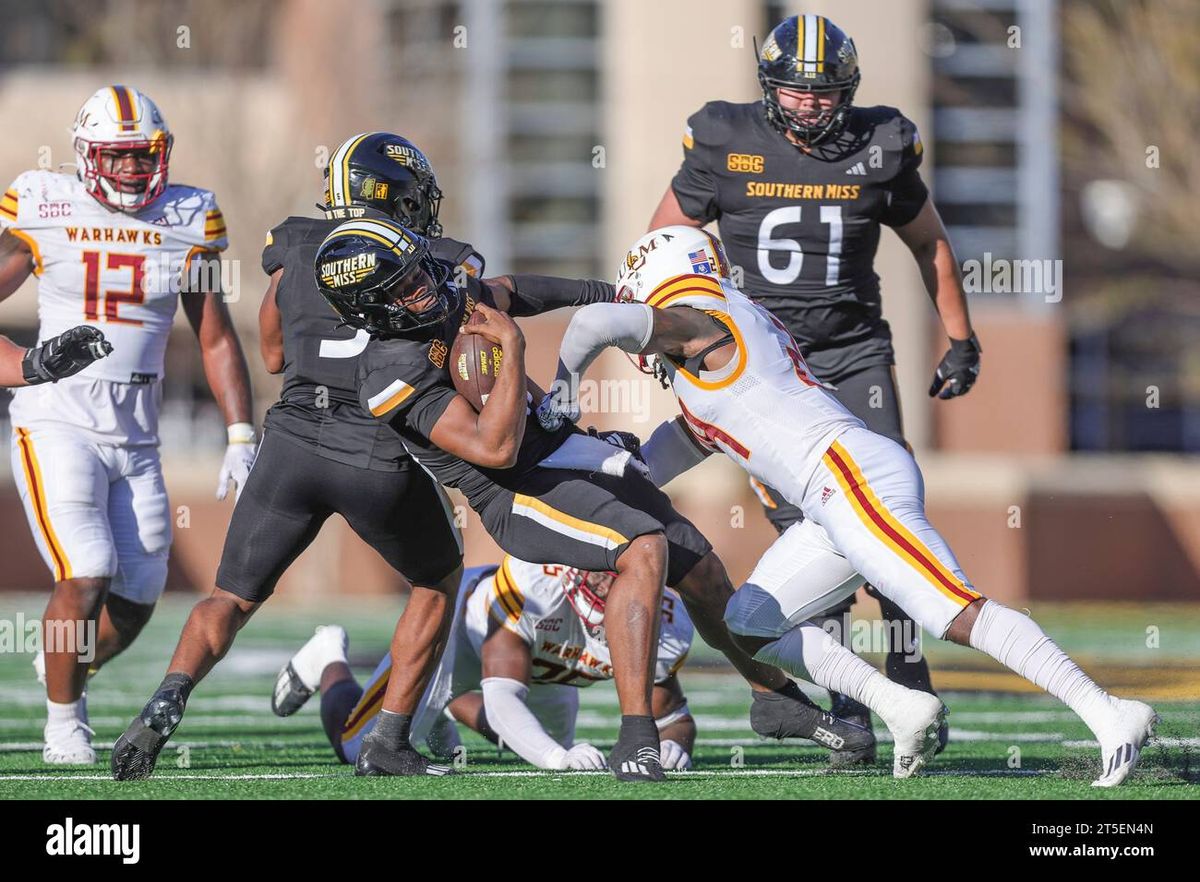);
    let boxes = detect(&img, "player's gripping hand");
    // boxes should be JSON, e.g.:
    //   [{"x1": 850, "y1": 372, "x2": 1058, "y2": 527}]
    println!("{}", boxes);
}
[
  {"x1": 659, "y1": 739, "x2": 692, "y2": 771},
  {"x1": 21, "y1": 325, "x2": 112, "y2": 385},
  {"x1": 553, "y1": 742, "x2": 607, "y2": 771},
  {"x1": 928, "y1": 333, "x2": 981, "y2": 399},
  {"x1": 217, "y1": 423, "x2": 257, "y2": 501},
  {"x1": 465, "y1": 302, "x2": 524, "y2": 351},
  {"x1": 536, "y1": 383, "x2": 580, "y2": 432}
]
